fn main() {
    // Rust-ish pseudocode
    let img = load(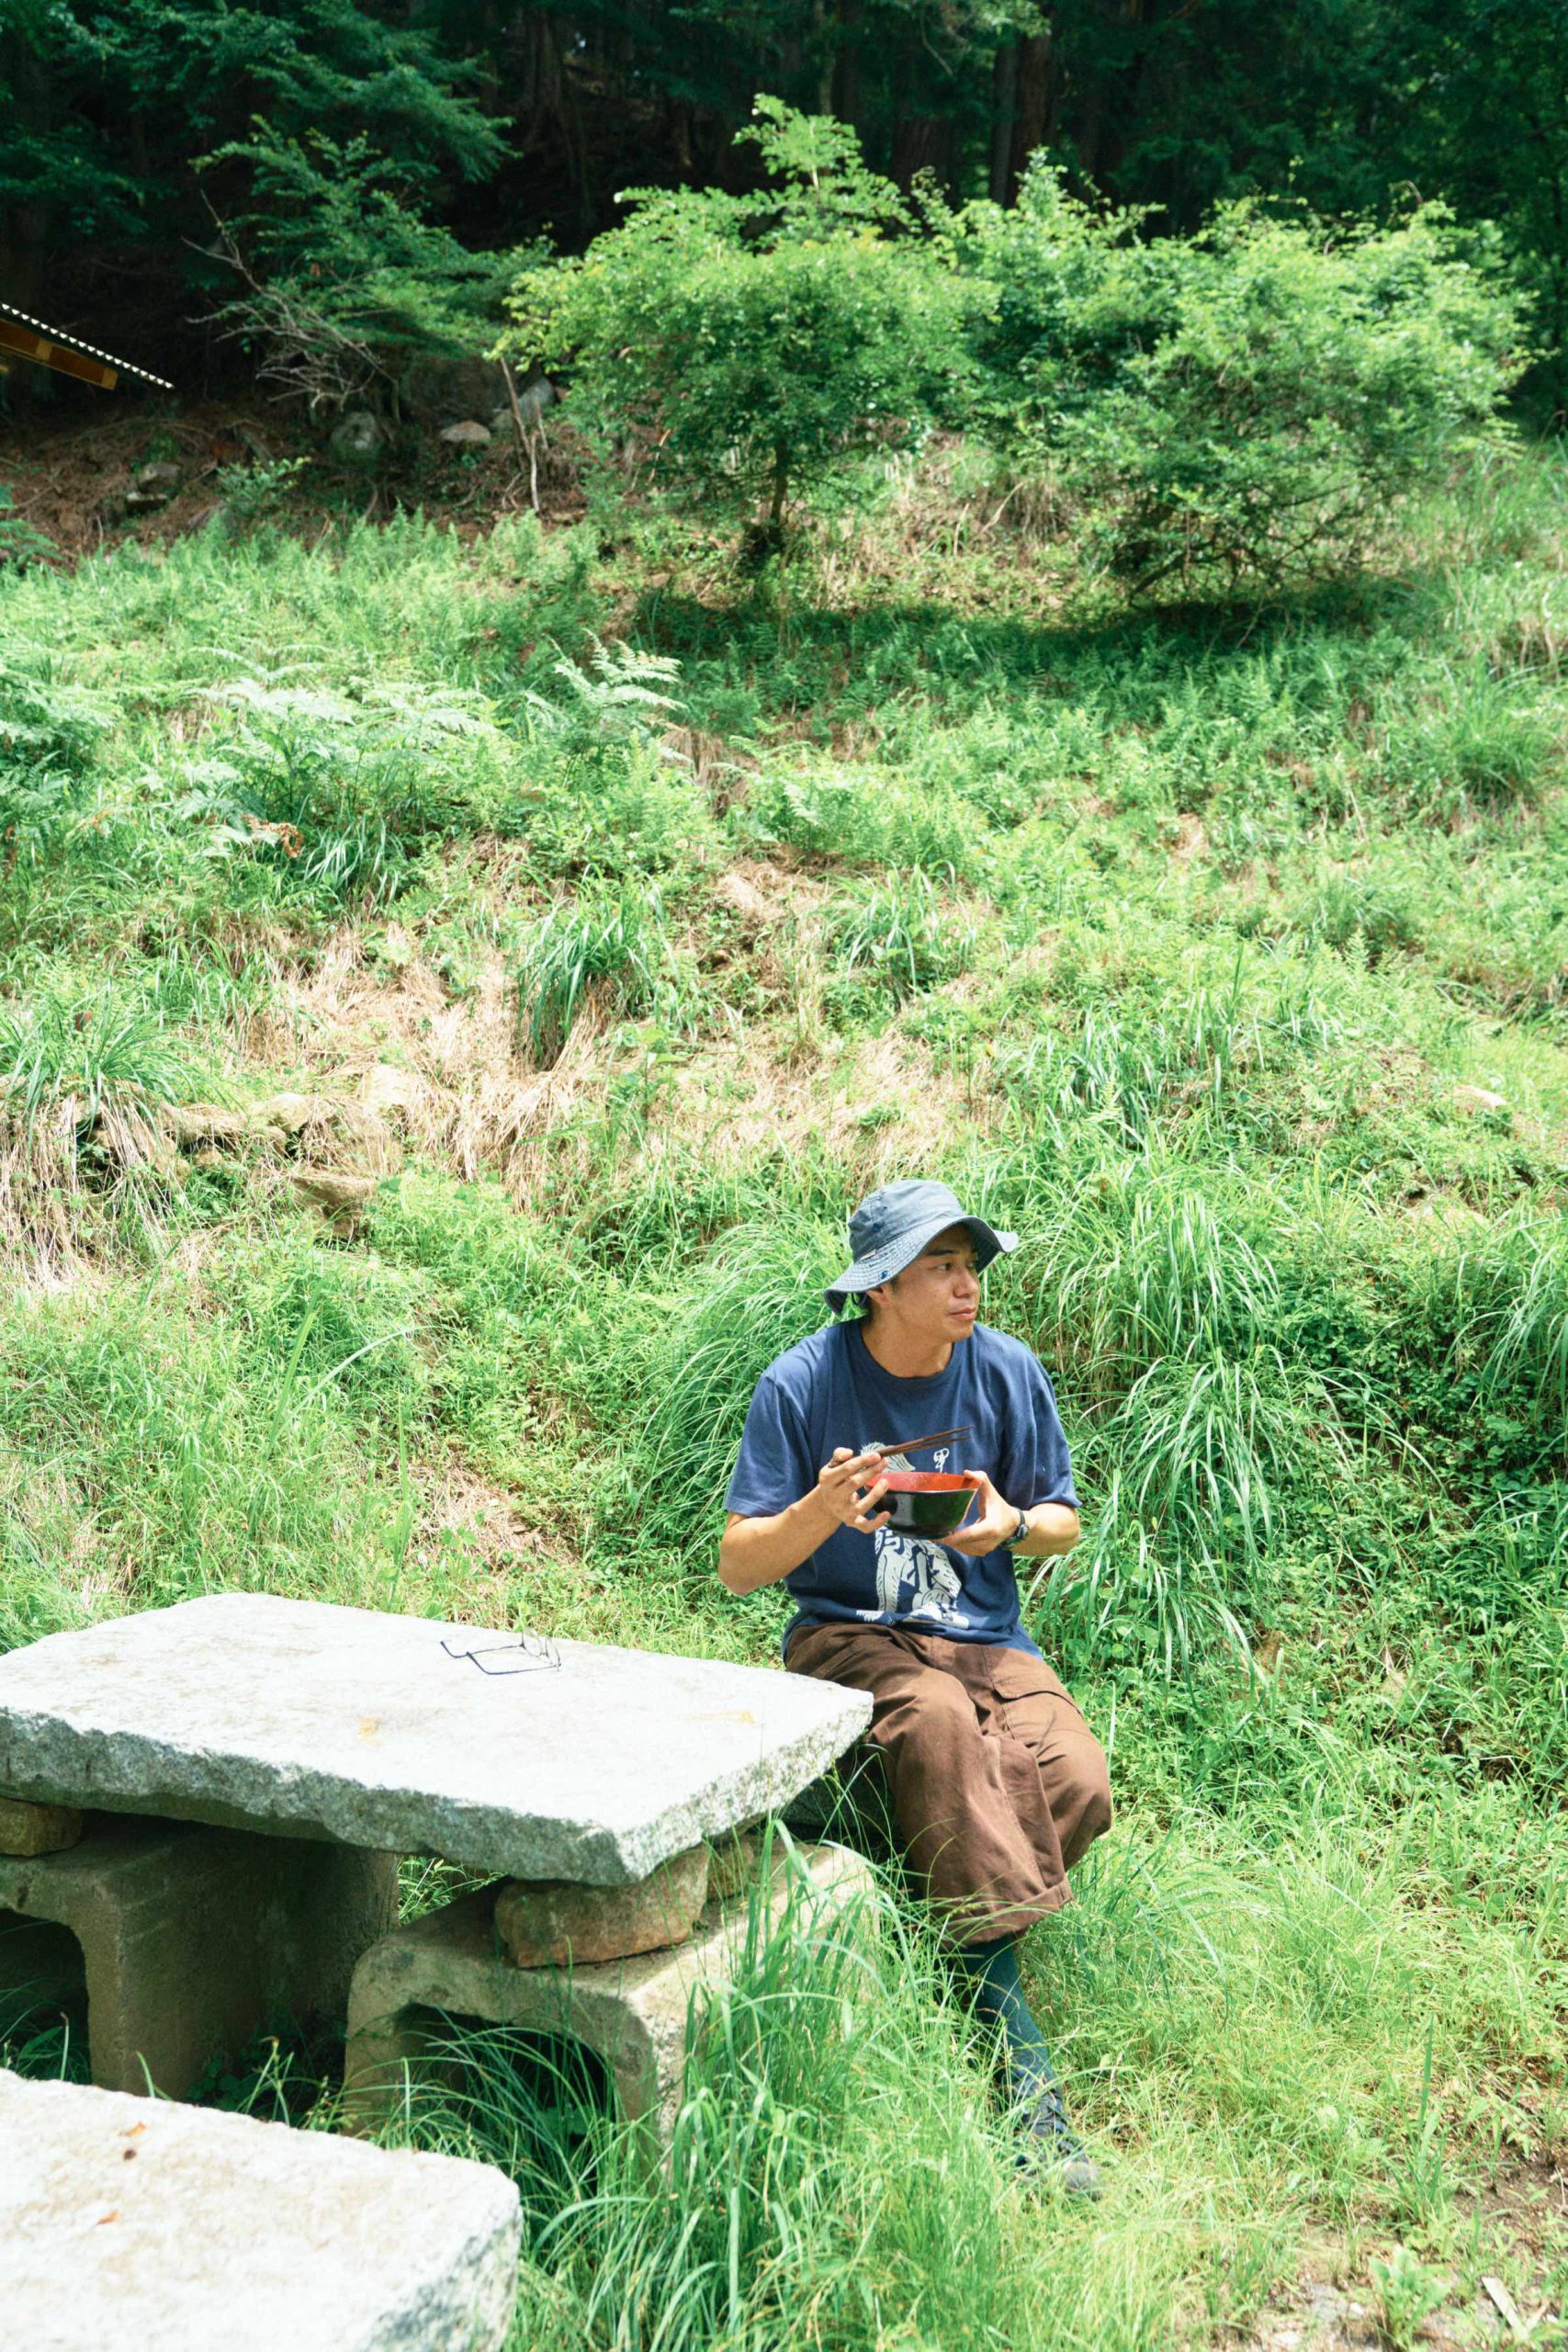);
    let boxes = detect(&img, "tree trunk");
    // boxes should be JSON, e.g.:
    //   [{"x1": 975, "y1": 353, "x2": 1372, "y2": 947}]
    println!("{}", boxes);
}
[
  {"x1": 831, "y1": 1, "x2": 862, "y2": 125},
  {"x1": 1006, "y1": 31, "x2": 1055, "y2": 201},
  {"x1": 990, "y1": 41, "x2": 1020, "y2": 204}
]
